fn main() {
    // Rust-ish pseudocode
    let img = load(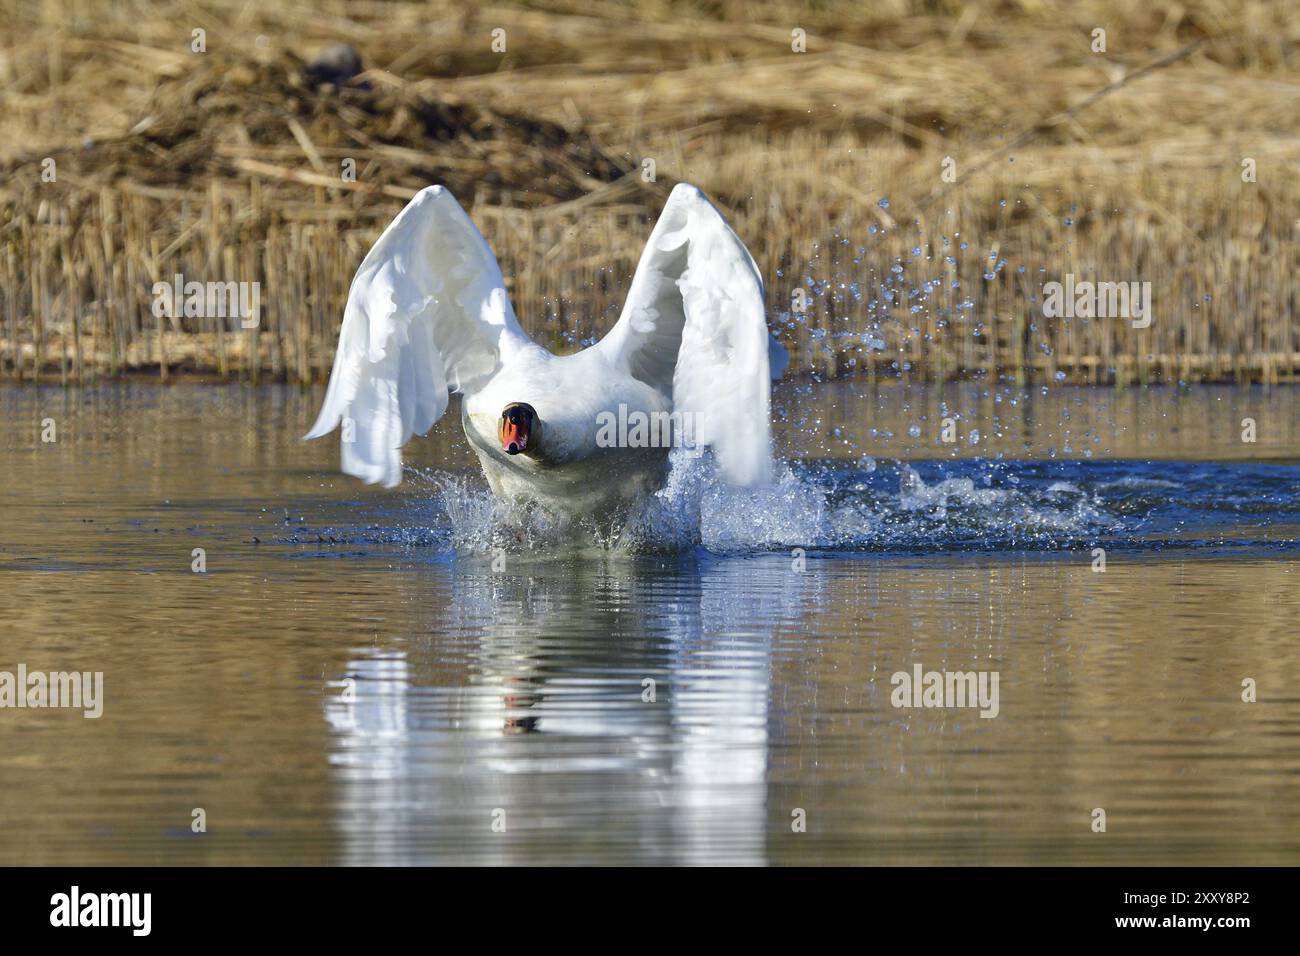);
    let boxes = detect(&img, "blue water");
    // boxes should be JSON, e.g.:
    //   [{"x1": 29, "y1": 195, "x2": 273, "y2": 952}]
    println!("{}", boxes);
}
[{"x1": 261, "y1": 455, "x2": 1300, "y2": 562}]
